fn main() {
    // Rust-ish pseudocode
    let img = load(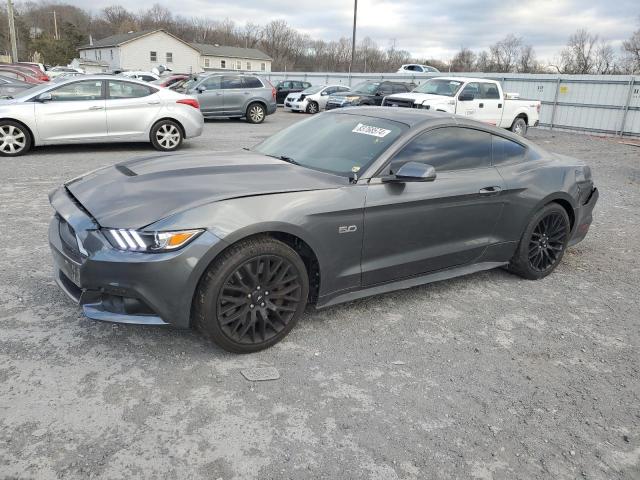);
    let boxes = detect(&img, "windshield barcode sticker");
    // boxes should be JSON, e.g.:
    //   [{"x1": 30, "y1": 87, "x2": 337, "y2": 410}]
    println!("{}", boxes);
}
[{"x1": 352, "y1": 123, "x2": 391, "y2": 138}]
